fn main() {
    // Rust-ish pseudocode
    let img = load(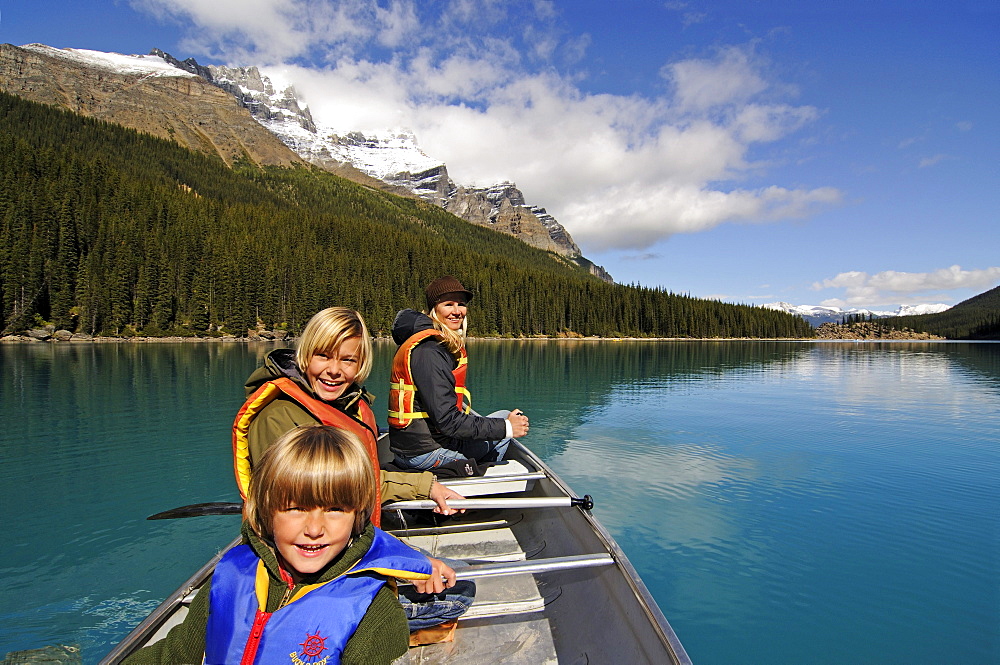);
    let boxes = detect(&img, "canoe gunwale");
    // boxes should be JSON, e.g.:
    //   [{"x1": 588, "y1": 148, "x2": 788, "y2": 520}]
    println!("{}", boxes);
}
[
  {"x1": 510, "y1": 440, "x2": 693, "y2": 665},
  {"x1": 97, "y1": 535, "x2": 241, "y2": 665}
]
